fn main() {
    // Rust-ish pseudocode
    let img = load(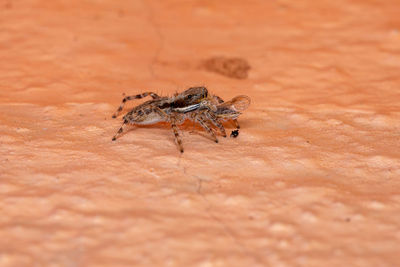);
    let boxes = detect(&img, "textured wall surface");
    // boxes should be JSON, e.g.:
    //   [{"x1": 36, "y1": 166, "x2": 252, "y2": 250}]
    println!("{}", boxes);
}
[{"x1": 1, "y1": 0, "x2": 400, "y2": 266}]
